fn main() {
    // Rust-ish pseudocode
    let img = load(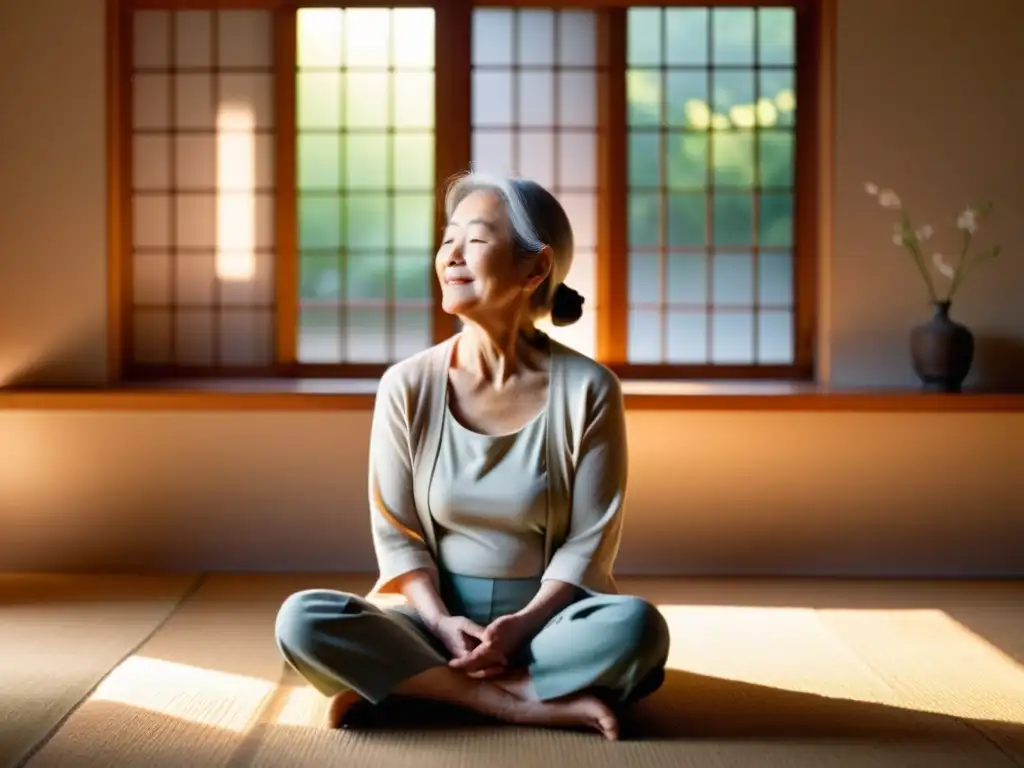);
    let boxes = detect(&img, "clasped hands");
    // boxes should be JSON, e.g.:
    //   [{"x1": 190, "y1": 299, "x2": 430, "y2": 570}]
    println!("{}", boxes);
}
[{"x1": 430, "y1": 613, "x2": 534, "y2": 679}]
